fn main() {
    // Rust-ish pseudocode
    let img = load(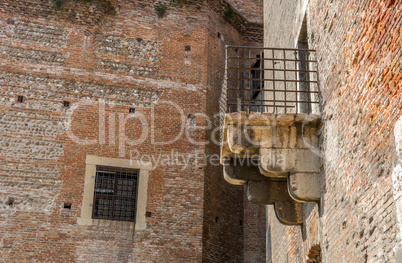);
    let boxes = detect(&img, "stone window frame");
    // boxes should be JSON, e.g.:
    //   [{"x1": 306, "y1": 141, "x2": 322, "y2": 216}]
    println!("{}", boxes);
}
[{"x1": 77, "y1": 155, "x2": 151, "y2": 230}]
